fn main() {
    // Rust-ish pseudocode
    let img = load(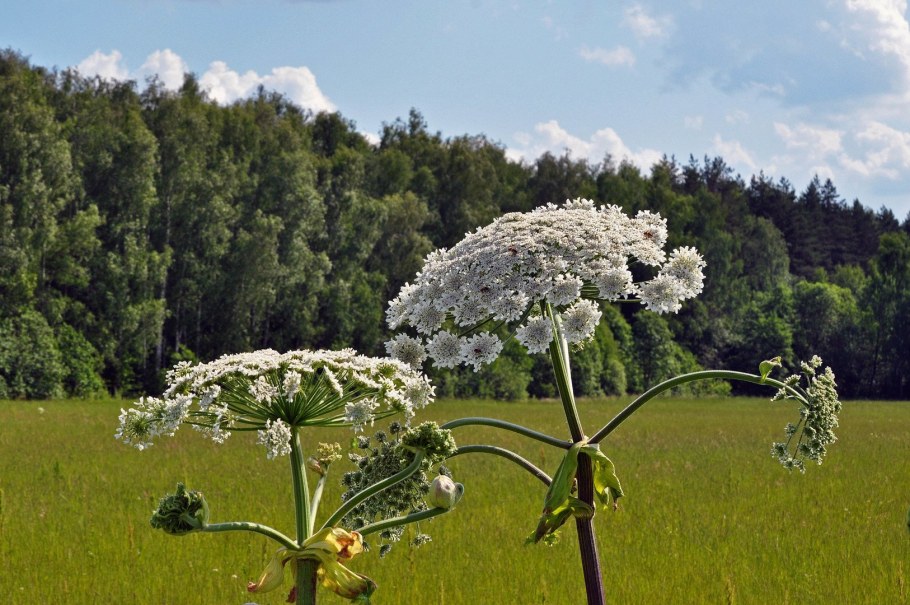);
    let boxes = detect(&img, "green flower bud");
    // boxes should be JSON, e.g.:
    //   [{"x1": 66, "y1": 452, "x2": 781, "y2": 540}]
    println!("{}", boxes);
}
[
  {"x1": 150, "y1": 483, "x2": 210, "y2": 535},
  {"x1": 427, "y1": 475, "x2": 464, "y2": 509}
]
